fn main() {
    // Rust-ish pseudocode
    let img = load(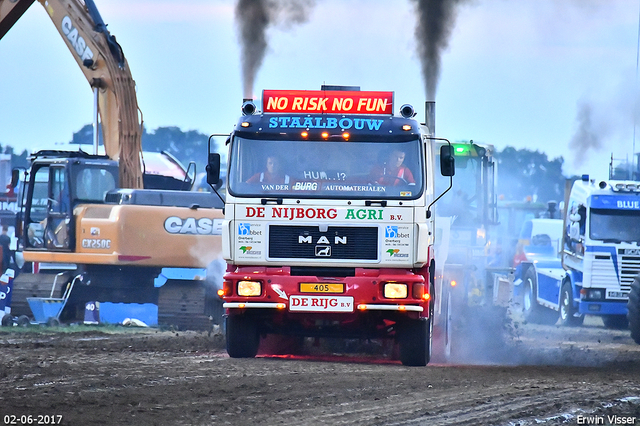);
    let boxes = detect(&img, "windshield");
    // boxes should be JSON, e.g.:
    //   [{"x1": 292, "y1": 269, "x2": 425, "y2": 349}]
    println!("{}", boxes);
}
[
  {"x1": 227, "y1": 137, "x2": 423, "y2": 199},
  {"x1": 590, "y1": 209, "x2": 640, "y2": 242},
  {"x1": 435, "y1": 155, "x2": 481, "y2": 225},
  {"x1": 73, "y1": 166, "x2": 117, "y2": 202}
]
